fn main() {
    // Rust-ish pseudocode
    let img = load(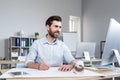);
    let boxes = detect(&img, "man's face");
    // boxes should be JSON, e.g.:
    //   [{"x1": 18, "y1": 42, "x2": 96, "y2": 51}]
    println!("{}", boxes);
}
[{"x1": 47, "y1": 21, "x2": 62, "y2": 38}]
